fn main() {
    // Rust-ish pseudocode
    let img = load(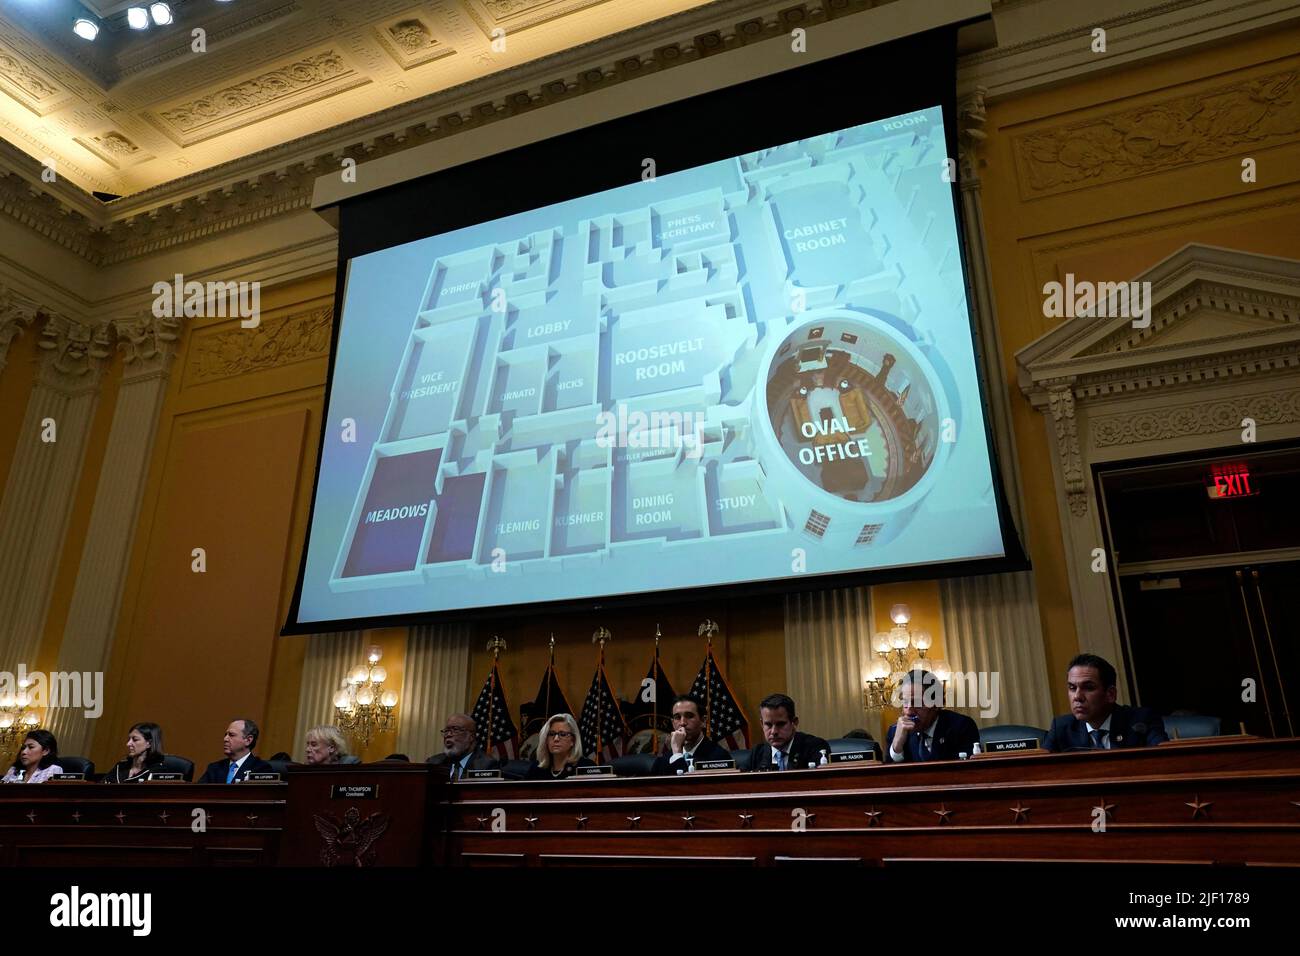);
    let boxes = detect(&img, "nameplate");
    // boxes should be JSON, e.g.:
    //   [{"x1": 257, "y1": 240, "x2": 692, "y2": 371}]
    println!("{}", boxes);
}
[
  {"x1": 692, "y1": 759, "x2": 737, "y2": 772},
  {"x1": 51, "y1": 773, "x2": 85, "y2": 781},
  {"x1": 146, "y1": 772, "x2": 185, "y2": 782},
  {"x1": 574, "y1": 765, "x2": 614, "y2": 777},
  {"x1": 244, "y1": 772, "x2": 282, "y2": 782},
  {"x1": 827, "y1": 751, "x2": 876, "y2": 763},
  {"x1": 464, "y1": 769, "x2": 502, "y2": 780},
  {"x1": 331, "y1": 784, "x2": 378, "y2": 799},
  {"x1": 982, "y1": 738, "x2": 1040, "y2": 754}
]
